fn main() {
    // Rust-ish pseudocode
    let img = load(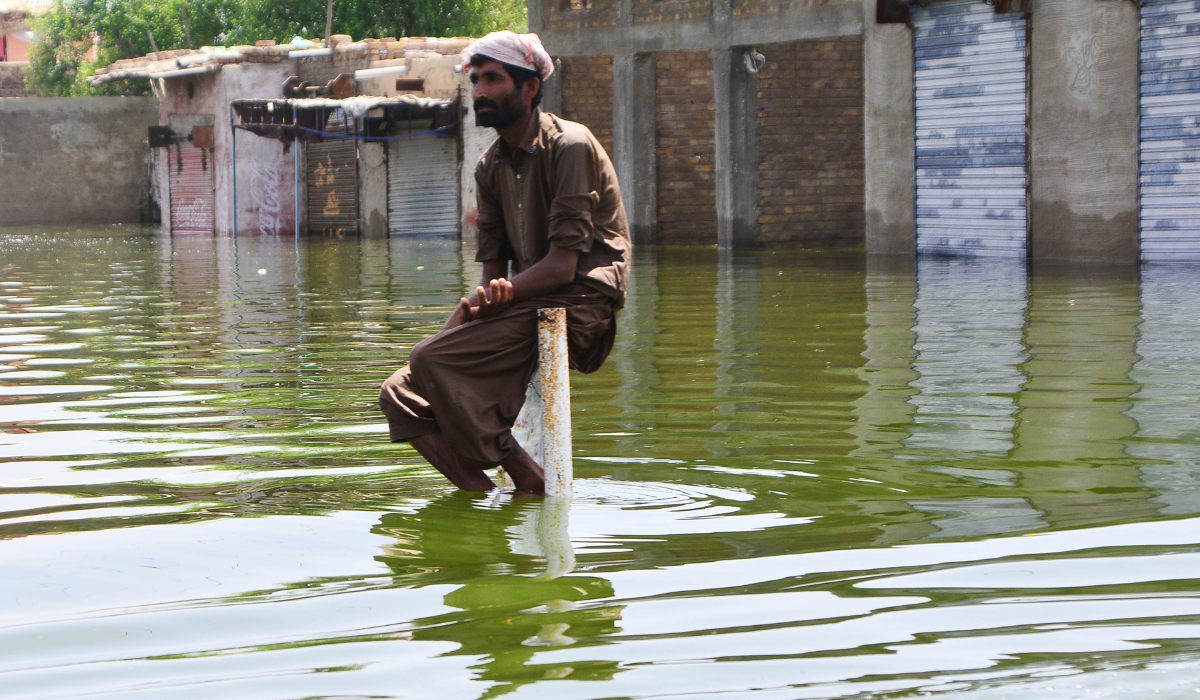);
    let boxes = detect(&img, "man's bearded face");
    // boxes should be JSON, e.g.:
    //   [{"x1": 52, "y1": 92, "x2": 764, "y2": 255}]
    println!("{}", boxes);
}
[{"x1": 474, "y1": 84, "x2": 527, "y2": 128}]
